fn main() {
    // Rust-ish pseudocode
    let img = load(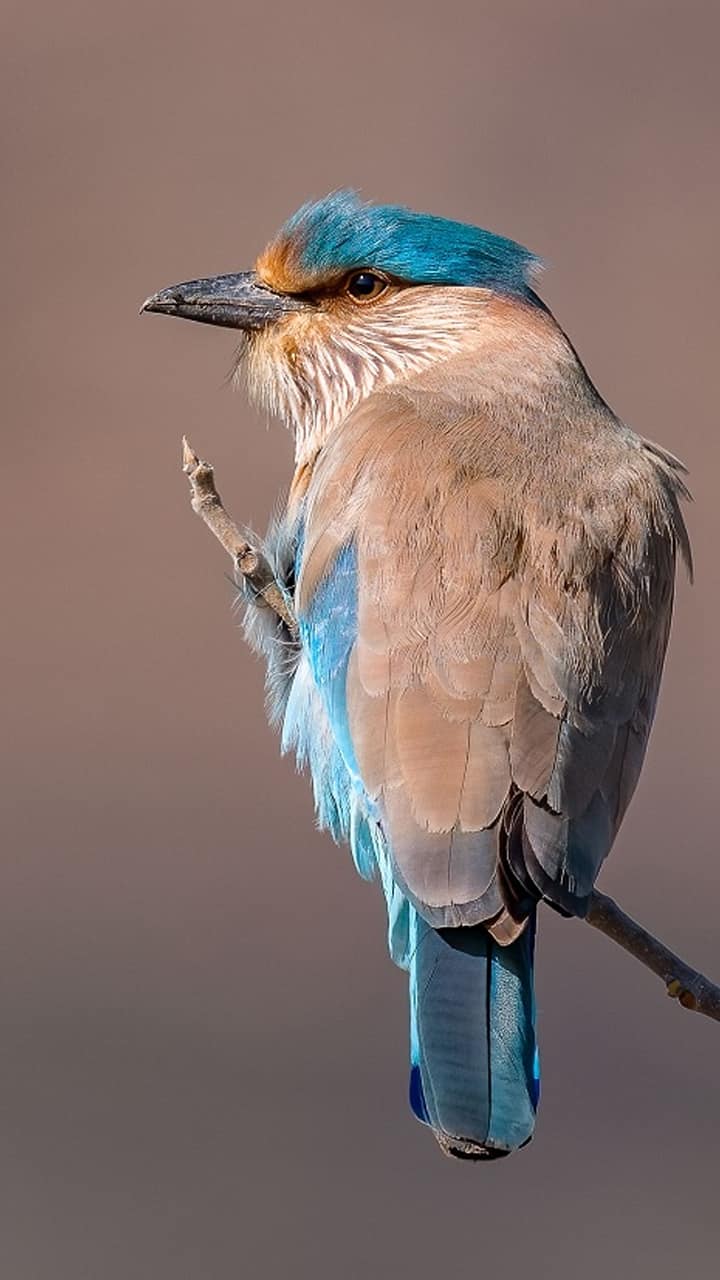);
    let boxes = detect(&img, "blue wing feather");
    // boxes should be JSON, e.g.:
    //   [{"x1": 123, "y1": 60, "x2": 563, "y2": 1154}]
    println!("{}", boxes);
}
[
  {"x1": 285, "y1": 538, "x2": 413, "y2": 965},
  {"x1": 283, "y1": 530, "x2": 537, "y2": 1151}
]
